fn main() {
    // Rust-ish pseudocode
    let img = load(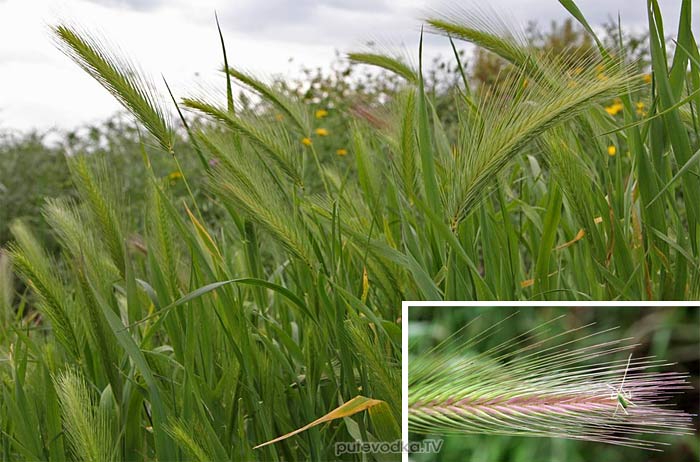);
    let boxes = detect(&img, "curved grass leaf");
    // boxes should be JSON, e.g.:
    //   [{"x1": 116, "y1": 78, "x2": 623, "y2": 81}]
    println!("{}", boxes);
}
[{"x1": 254, "y1": 395, "x2": 386, "y2": 449}]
